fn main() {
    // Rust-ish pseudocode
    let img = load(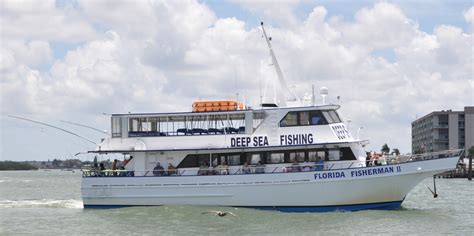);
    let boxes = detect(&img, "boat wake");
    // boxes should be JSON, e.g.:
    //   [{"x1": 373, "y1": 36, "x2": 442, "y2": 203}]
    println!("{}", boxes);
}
[
  {"x1": 0, "y1": 199, "x2": 83, "y2": 209},
  {"x1": 0, "y1": 179, "x2": 33, "y2": 183}
]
